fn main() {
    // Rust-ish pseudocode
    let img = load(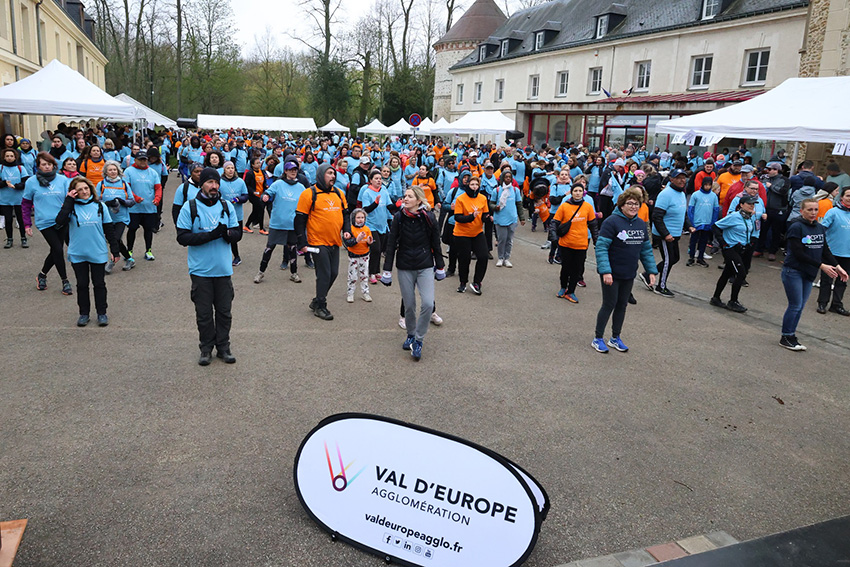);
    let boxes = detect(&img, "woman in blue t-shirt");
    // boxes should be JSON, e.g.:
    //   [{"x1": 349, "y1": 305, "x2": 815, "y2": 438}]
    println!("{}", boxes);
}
[{"x1": 55, "y1": 176, "x2": 118, "y2": 327}]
